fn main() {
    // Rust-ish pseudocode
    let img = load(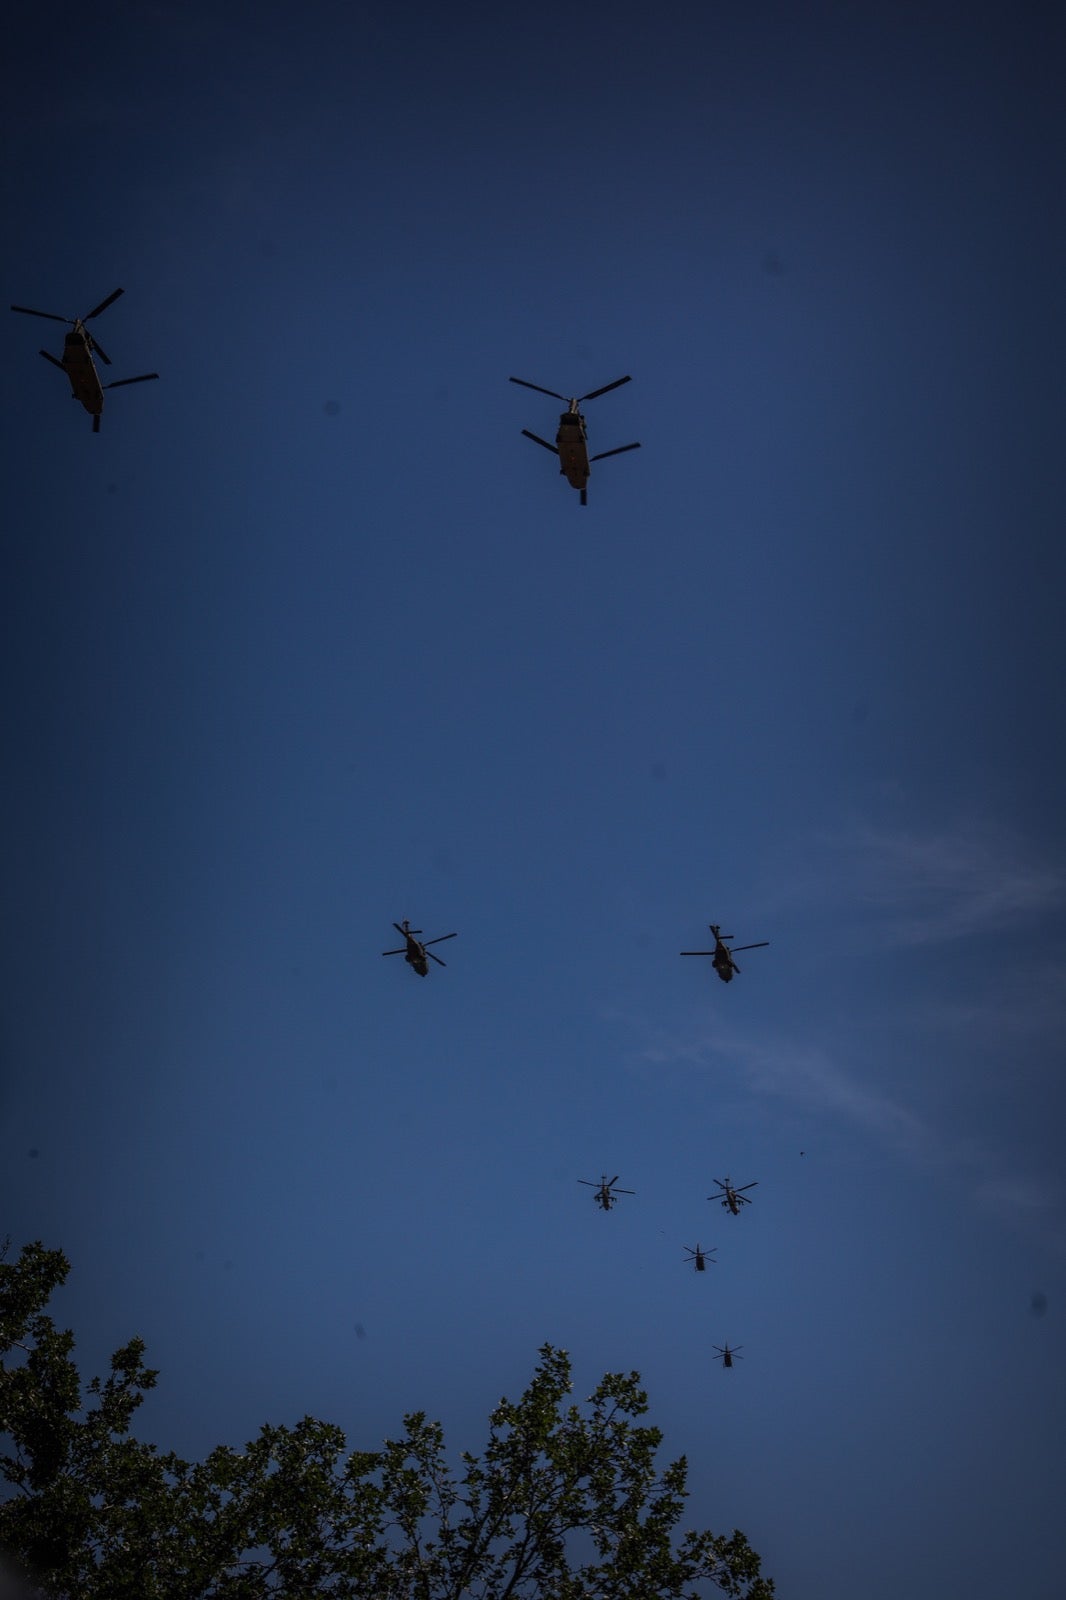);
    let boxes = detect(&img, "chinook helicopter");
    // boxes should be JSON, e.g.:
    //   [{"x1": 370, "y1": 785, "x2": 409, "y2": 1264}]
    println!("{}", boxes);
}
[
  {"x1": 381, "y1": 920, "x2": 457, "y2": 977},
  {"x1": 10, "y1": 287, "x2": 158, "y2": 433},
  {"x1": 680, "y1": 923, "x2": 769, "y2": 983},
  {"x1": 713, "y1": 1343, "x2": 743, "y2": 1369},
  {"x1": 683, "y1": 1243, "x2": 717, "y2": 1272},
  {"x1": 509, "y1": 375, "x2": 640, "y2": 504},
  {"x1": 709, "y1": 1177, "x2": 757, "y2": 1216},
  {"x1": 578, "y1": 1174, "x2": 635, "y2": 1211}
]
